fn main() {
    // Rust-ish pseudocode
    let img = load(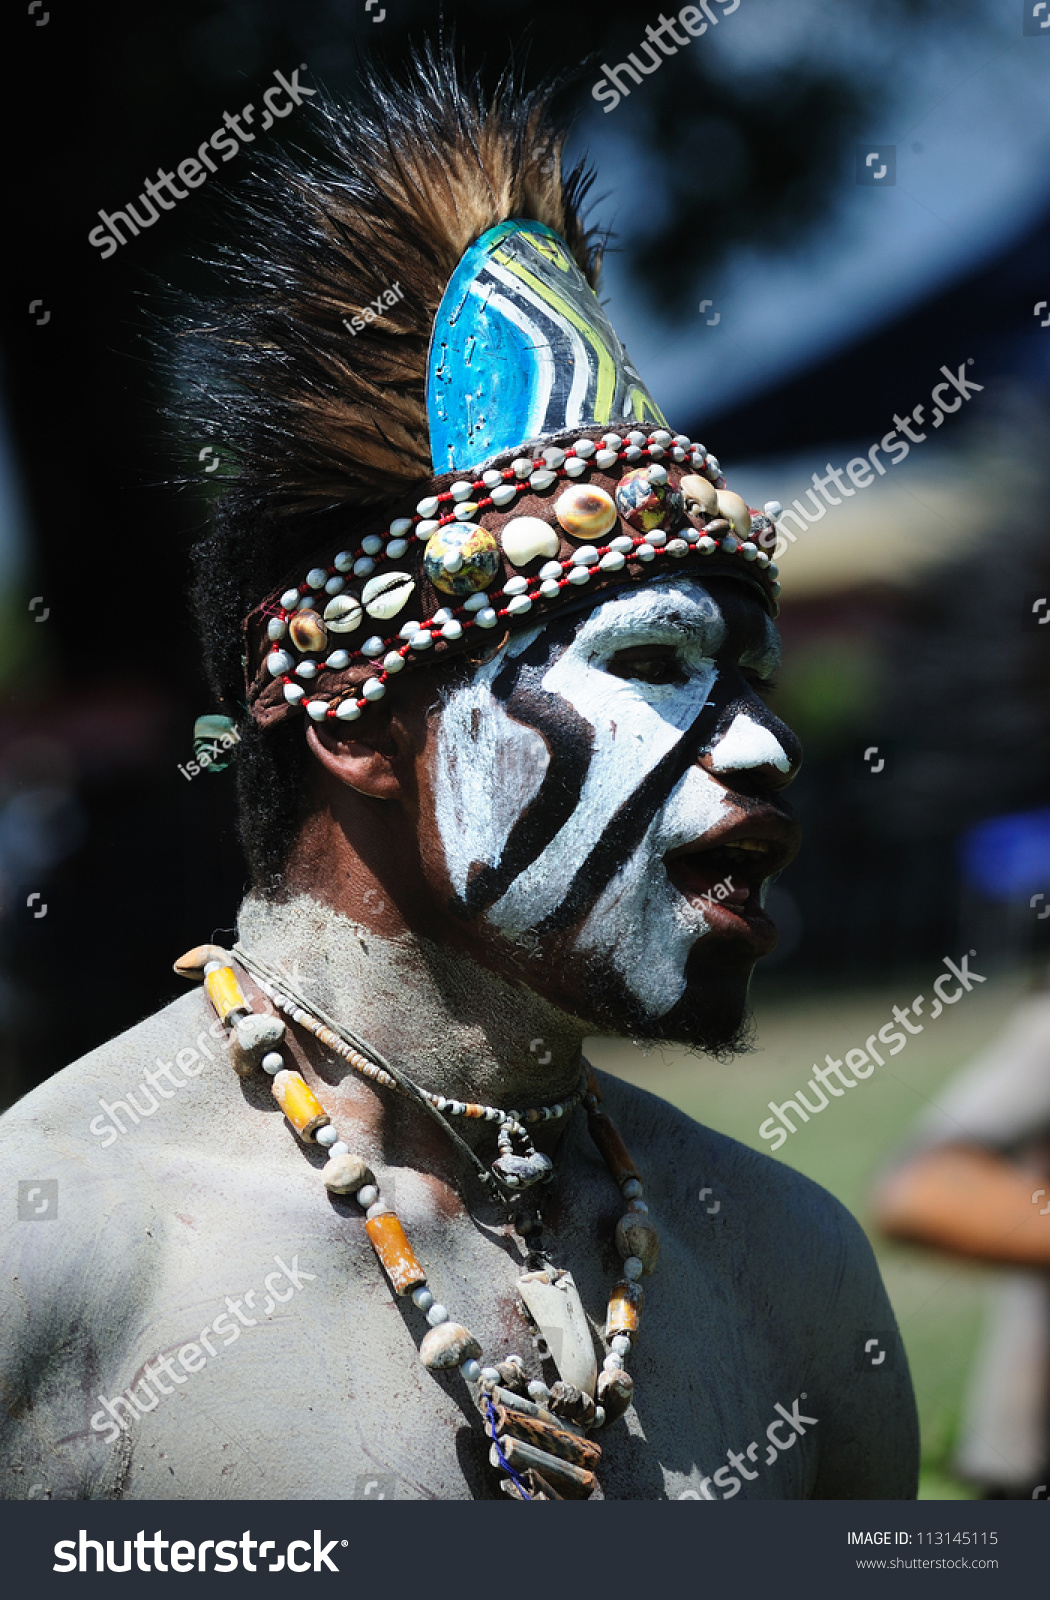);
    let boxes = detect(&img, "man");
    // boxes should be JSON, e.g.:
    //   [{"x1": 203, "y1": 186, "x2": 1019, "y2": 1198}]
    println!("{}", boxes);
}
[{"x1": 0, "y1": 52, "x2": 917, "y2": 1501}]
